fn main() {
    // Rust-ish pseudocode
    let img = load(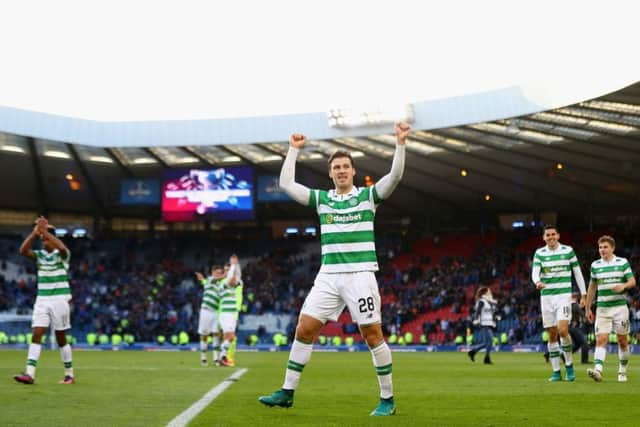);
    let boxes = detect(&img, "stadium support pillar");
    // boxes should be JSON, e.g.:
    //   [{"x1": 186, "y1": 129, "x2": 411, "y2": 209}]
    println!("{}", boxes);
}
[
  {"x1": 27, "y1": 137, "x2": 48, "y2": 215},
  {"x1": 533, "y1": 192, "x2": 541, "y2": 227},
  {"x1": 67, "y1": 143, "x2": 106, "y2": 218},
  {"x1": 587, "y1": 190, "x2": 594, "y2": 232}
]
